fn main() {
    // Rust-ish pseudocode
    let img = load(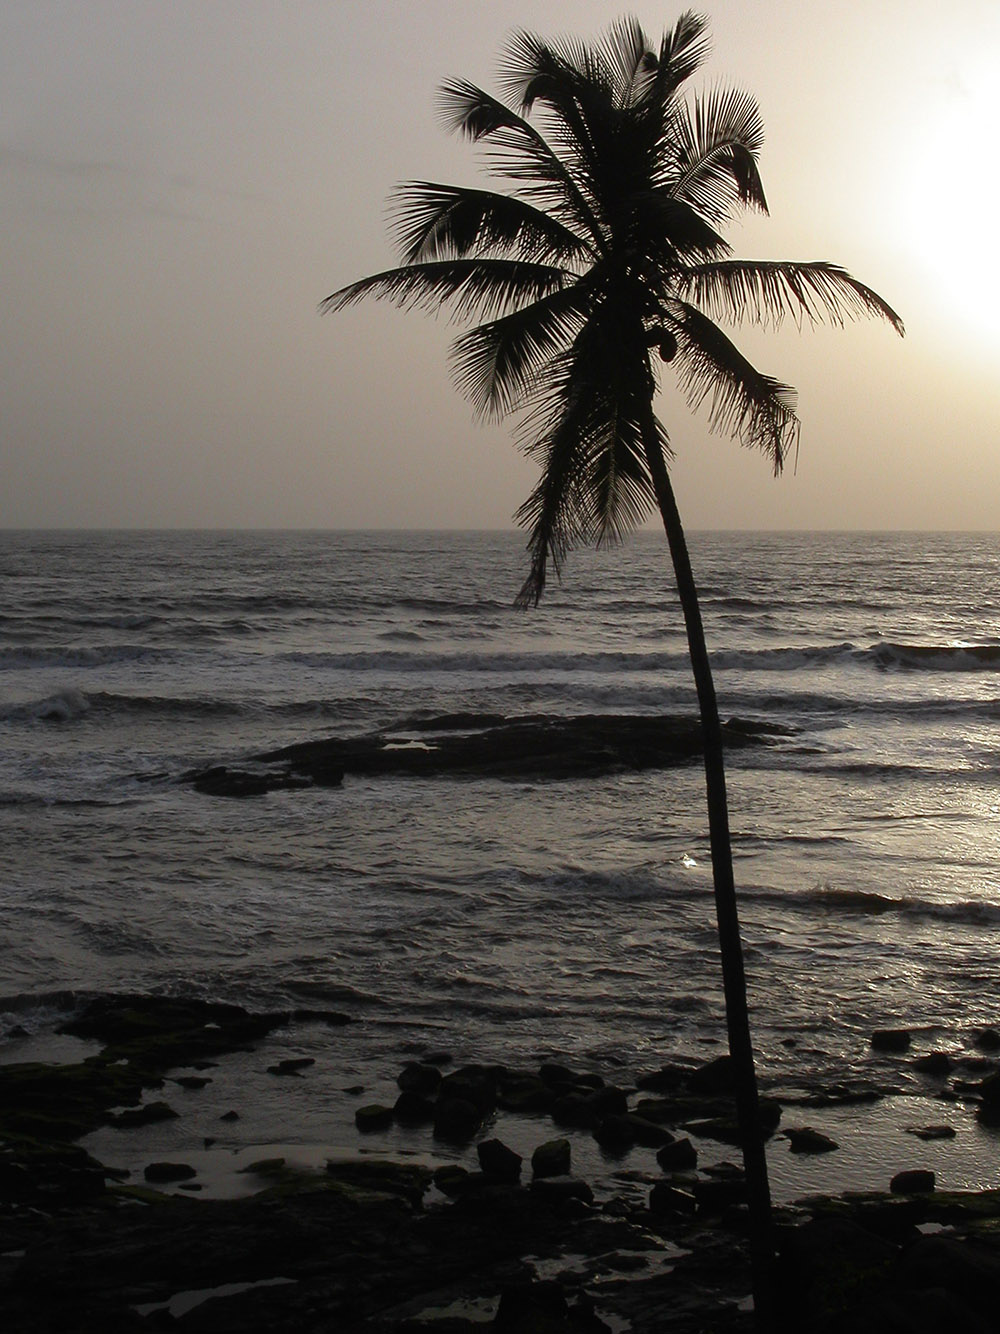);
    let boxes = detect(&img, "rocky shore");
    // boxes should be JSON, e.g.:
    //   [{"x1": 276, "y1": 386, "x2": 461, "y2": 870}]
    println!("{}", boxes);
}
[
  {"x1": 182, "y1": 712, "x2": 789, "y2": 796},
  {"x1": 4, "y1": 996, "x2": 1000, "y2": 1331}
]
